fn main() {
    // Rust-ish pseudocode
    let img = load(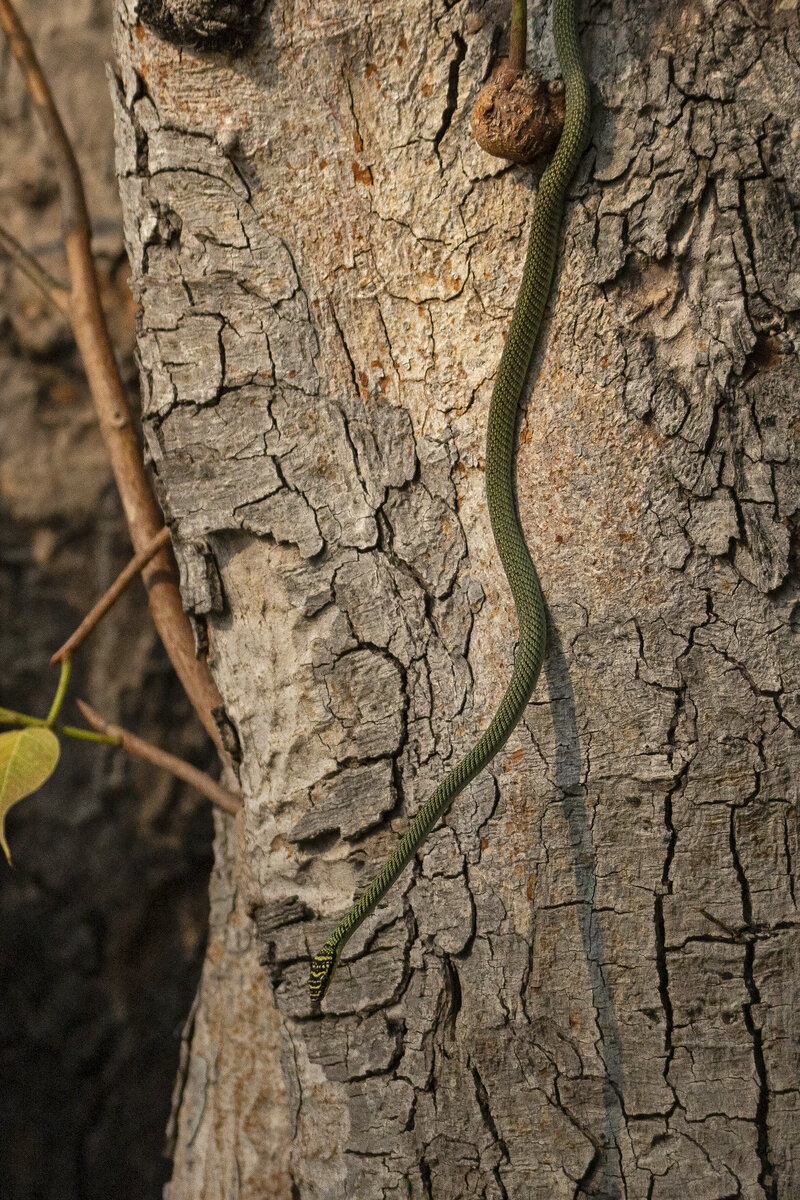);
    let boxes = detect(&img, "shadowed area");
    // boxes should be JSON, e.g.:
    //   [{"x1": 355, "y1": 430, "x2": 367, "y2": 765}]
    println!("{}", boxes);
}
[{"x1": 0, "y1": 1, "x2": 215, "y2": 1195}]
